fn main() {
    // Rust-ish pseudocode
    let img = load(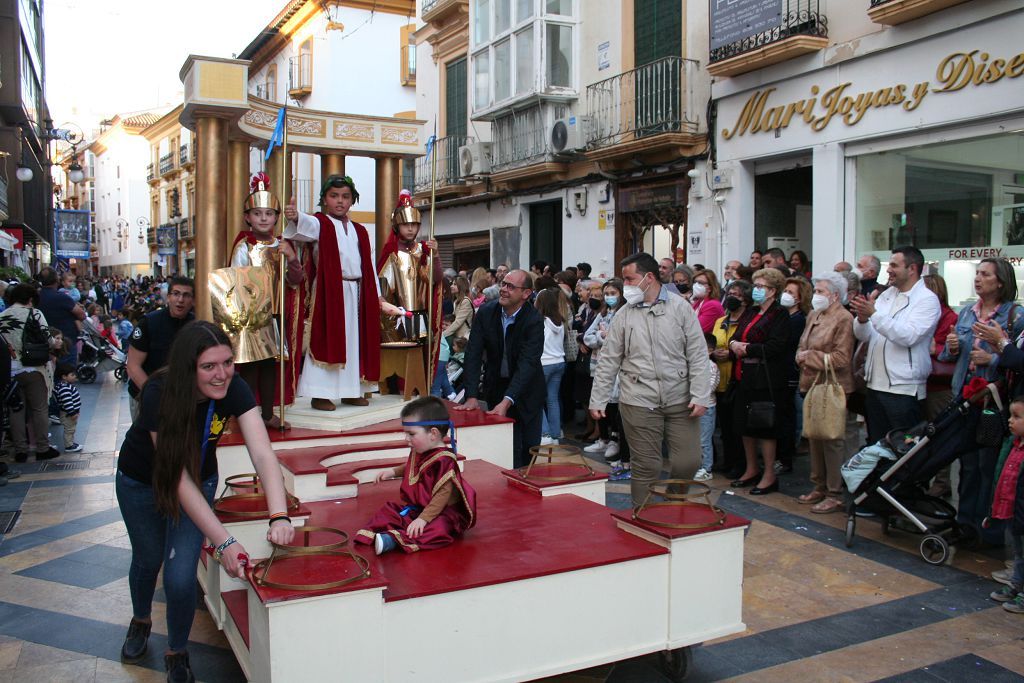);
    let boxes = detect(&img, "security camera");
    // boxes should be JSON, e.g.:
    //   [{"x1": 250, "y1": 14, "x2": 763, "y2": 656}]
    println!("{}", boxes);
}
[{"x1": 686, "y1": 169, "x2": 700, "y2": 179}]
